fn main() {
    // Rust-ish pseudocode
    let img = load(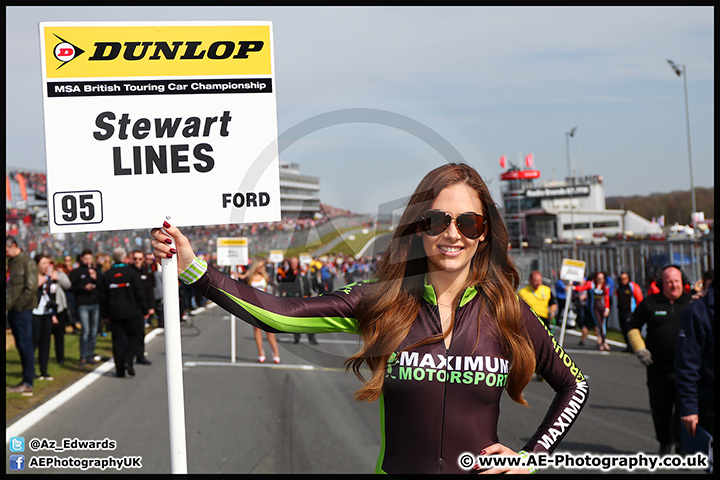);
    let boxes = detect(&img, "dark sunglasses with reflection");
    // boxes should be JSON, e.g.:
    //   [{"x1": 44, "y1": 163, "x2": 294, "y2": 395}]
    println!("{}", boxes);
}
[{"x1": 420, "y1": 209, "x2": 487, "y2": 239}]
